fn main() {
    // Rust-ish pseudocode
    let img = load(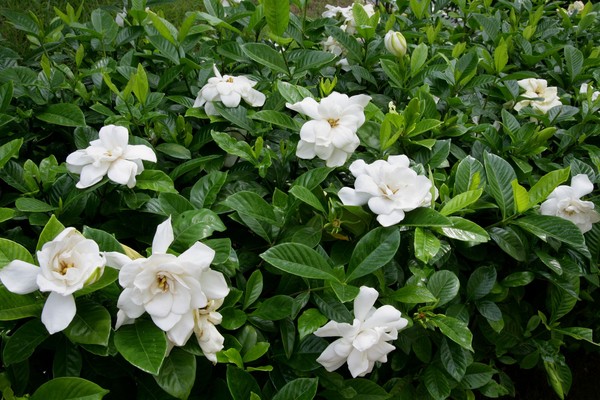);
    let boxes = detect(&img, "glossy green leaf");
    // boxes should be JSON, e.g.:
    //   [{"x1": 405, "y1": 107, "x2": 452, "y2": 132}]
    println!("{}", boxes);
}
[
  {"x1": 31, "y1": 377, "x2": 108, "y2": 400},
  {"x1": 454, "y1": 156, "x2": 485, "y2": 194},
  {"x1": 0, "y1": 284, "x2": 42, "y2": 320},
  {"x1": 424, "y1": 364, "x2": 451, "y2": 400},
  {"x1": 391, "y1": 285, "x2": 437, "y2": 303},
  {"x1": 0, "y1": 237, "x2": 34, "y2": 269},
  {"x1": 414, "y1": 227, "x2": 440, "y2": 264},
  {"x1": 512, "y1": 215, "x2": 588, "y2": 257},
  {"x1": 489, "y1": 226, "x2": 527, "y2": 261},
  {"x1": 242, "y1": 43, "x2": 288, "y2": 75},
  {"x1": 114, "y1": 319, "x2": 168, "y2": 375},
  {"x1": 484, "y1": 152, "x2": 516, "y2": 219},
  {"x1": 272, "y1": 378, "x2": 318, "y2": 400},
  {"x1": 431, "y1": 315, "x2": 473, "y2": 351},
  {"x1": 252, "y1": 295, "x2": 293, "y2": 321},
  {"x1": 226, "y1": 365, "x2": 261, "y2": 400},
  {"x1": 440, "y1": 338, "x2": 468, "y2": 381},
  {"x1": 298, "y1": 308, "x2": 328, "y2": 340},
  {"x1": 36, "y1": 214, "x2": 65, "y2": 251},
  {"x1": 528, "y1": 167, "x2": 570, "y2": 206},
  {"x1": 154, "y1": 348, "x2": 196, "y2": 400},
  {"x1": 3, "y1": 319, "x2": 49, "y2": 365},
  {"x1": 401, "y1": 208, "x2": 452, "y2": 227},
  {"x1": 243, "y1": 270, "x2": 263, "y2": 310},
  {"x1": 63, "y1": 299, "x2": 111, "y2": 346},
  {"x1": 0, "y1": 138, "x2": 23, "y2": 170},
  {"x1": 438, "y1": 217, "x2": 489, "y2": 243},
  {"x1": 264, "y1": 0, "x2": 289, "y2": 36},
  {"x1": 466, "y1": 266, "x2": 497, "y2": 301},
  {"x1": 223, "y1": 191, "x2": 278, "y2": 225},
  {"x1": 190, "y1": 170, "x2": 228, "y2": 209},
  {"x1": 36, "y1": 103, "x2": 86, "y2": 127},
  {"x1": 261, "y1": 243, "x2": 339, "y2": 281},
  {"x1": 440, "y1": 189, "x2": 483, "y2": 216},
  {"x1": 427, "y1": 270, "x2": 460, "y2": 307},
  {"x1": 136, "y1": 170, "x2": 177, "y2": 193},
  {"x1": 501, "y1": 271, "x2": 535, "y2": 287},
  {"x1": 346, "y1": 227, "x2": 400, "y2": 282},
  {"x1": 289, "y1": 185, "x2": 326, "y2": 213}
]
